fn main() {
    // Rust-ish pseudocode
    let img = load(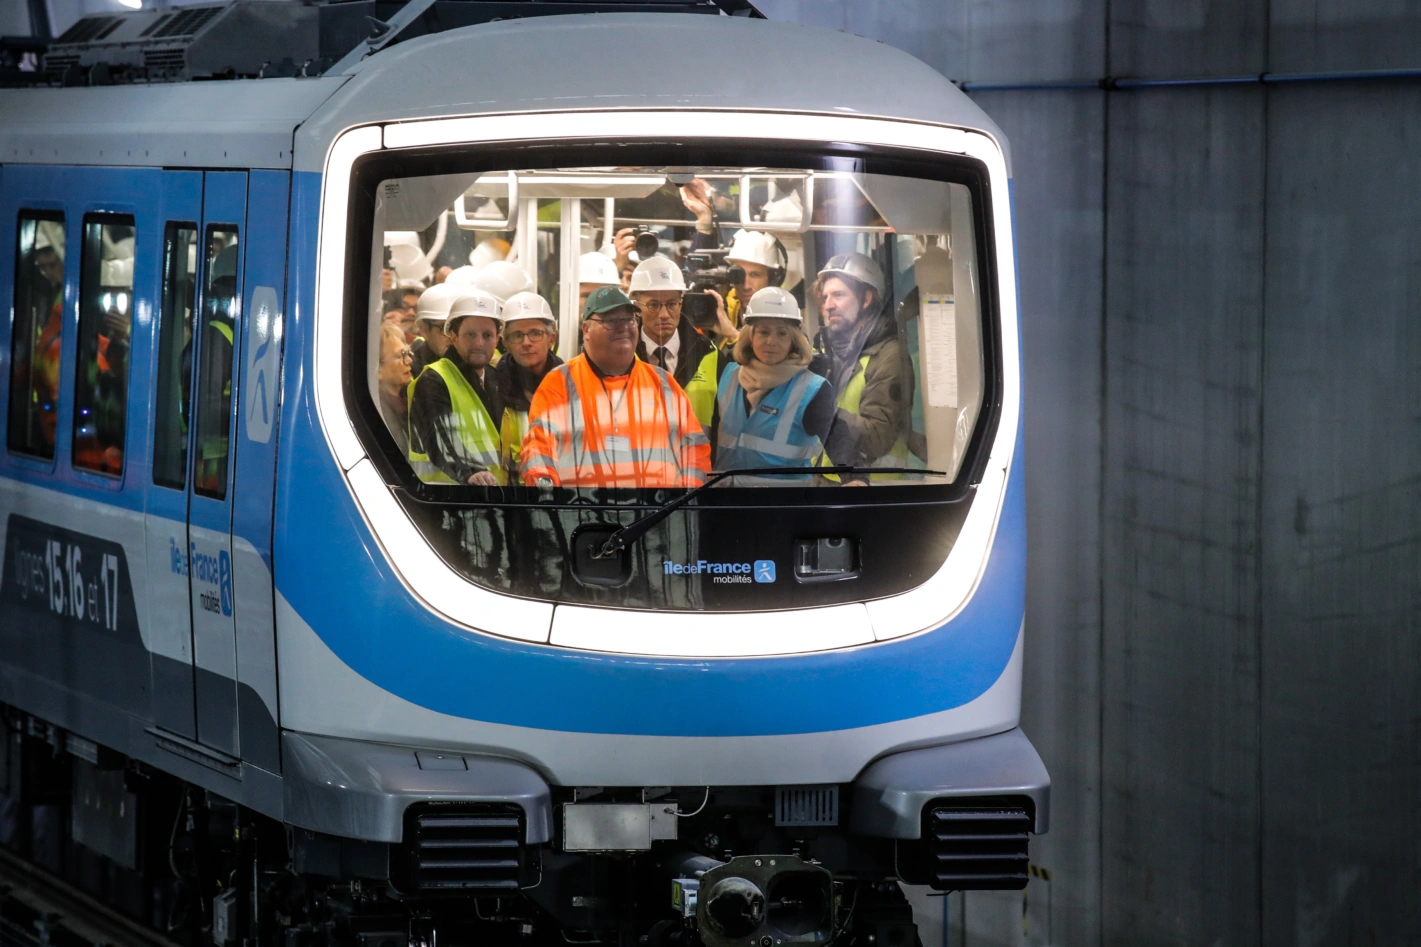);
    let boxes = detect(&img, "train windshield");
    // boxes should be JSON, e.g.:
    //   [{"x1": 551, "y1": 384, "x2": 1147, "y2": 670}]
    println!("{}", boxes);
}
[{"x1": 359, "y1": 161, "x2": 994, "y2": 499}]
